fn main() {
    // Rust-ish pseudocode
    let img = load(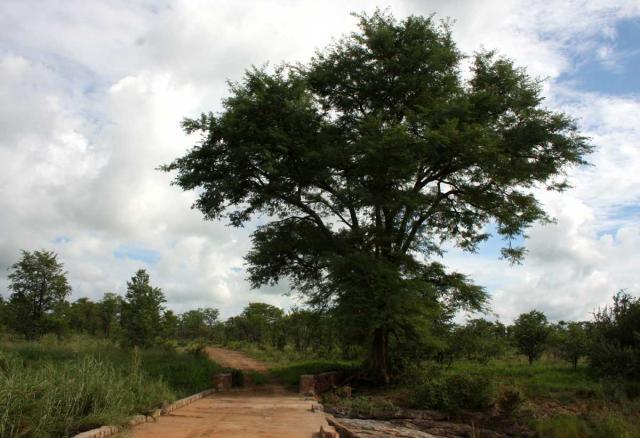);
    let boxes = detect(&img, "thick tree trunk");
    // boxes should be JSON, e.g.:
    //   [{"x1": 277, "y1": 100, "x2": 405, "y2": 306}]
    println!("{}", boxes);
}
[{"x1": 372, "y1": 327, "x2": 391, "y2": 384}]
